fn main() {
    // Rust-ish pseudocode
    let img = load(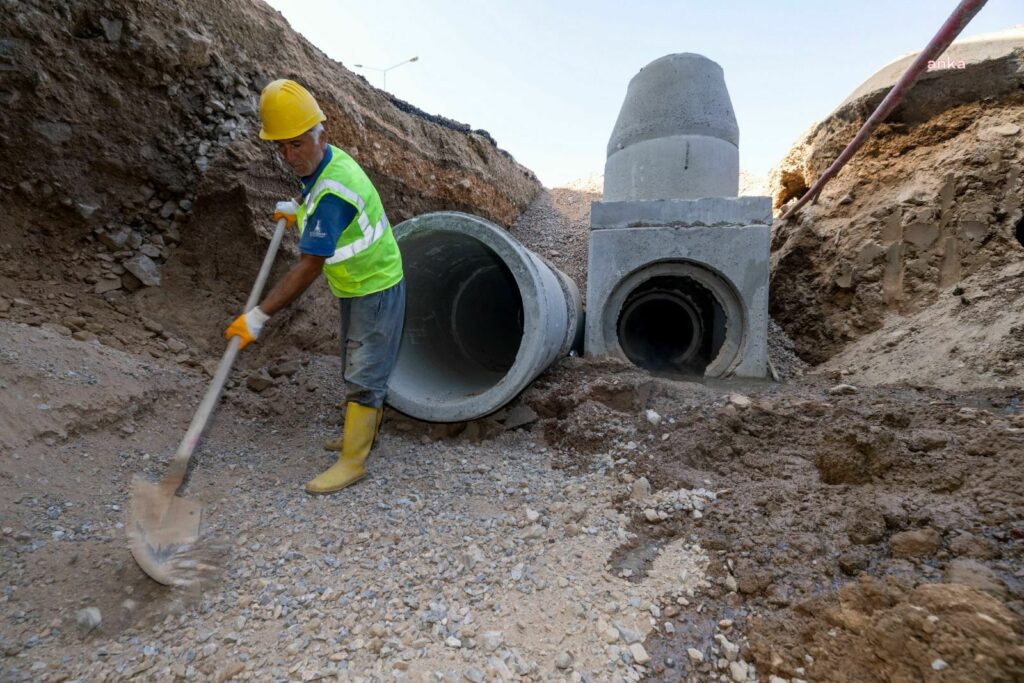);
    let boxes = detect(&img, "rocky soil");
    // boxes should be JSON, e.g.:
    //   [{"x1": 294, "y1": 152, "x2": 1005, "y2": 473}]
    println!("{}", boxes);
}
[
  {"x1": 0, "y1": 0, "x2": 541, "y2": 375},
  {"x1": 767, "y1": 33, "x2": 1024, "y2": 387}
]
